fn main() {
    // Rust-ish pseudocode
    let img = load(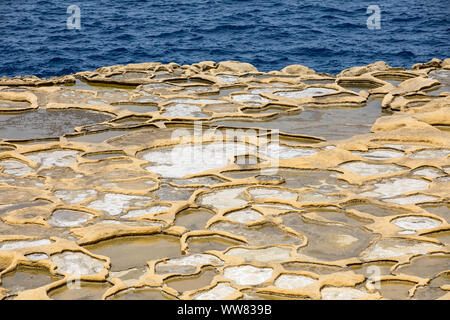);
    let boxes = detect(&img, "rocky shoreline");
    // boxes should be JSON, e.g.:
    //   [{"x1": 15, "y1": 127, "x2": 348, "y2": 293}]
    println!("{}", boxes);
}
[{"x1": 0, "y1": 59, "x2": 448, "y2": 300}]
